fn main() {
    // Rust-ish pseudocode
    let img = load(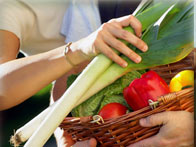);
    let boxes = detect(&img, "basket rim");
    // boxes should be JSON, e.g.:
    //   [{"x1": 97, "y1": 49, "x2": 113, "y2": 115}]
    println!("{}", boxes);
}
[{"x1": 61, "y1": 87, "x2": 194, "y2": 124}]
